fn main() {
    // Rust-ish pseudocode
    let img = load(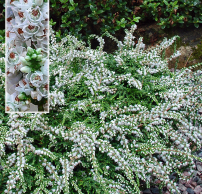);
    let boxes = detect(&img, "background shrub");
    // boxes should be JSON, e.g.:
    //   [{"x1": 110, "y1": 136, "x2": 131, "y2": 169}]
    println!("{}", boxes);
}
[
  {"x1": 2, "y1": 0, "x2": 202, "y2": 43},
  {"x1": 49, "y1": 0, "x2": 202, "y2": 42}
]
